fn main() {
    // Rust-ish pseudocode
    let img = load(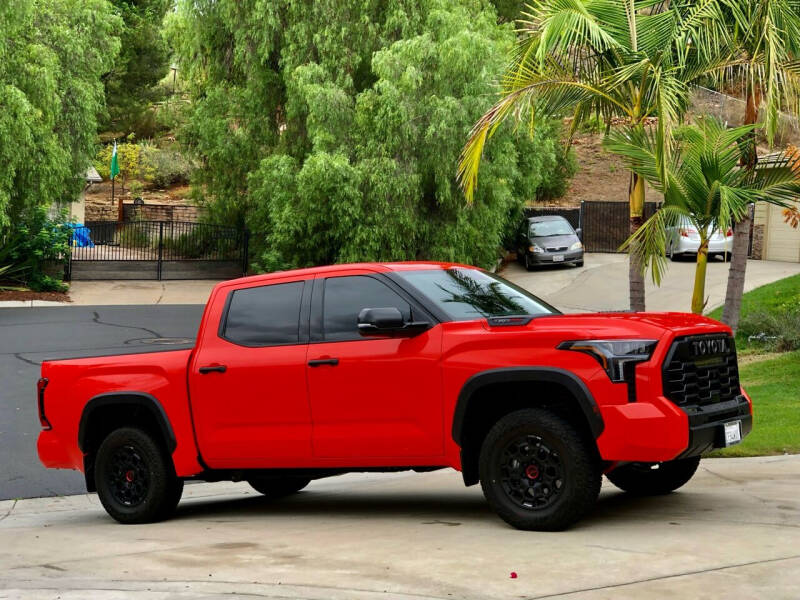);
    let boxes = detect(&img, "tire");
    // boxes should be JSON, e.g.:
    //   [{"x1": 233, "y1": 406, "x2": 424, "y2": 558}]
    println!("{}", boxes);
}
[
  {"x1": 606, "y1": 456, "x2": 701, "y2": 495},
  {"x1": 94, "y1": 427, "x2": 181, "y2": 524},
  {"x1": 247, "y1": 477, "x2": 311, "y2": 499},
  {"x1": 479, "y1": 408, "x2": 601, "y2": 531},
  {"x1": 668, "y1": 243, "x2": 678, "y2": 261}
]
